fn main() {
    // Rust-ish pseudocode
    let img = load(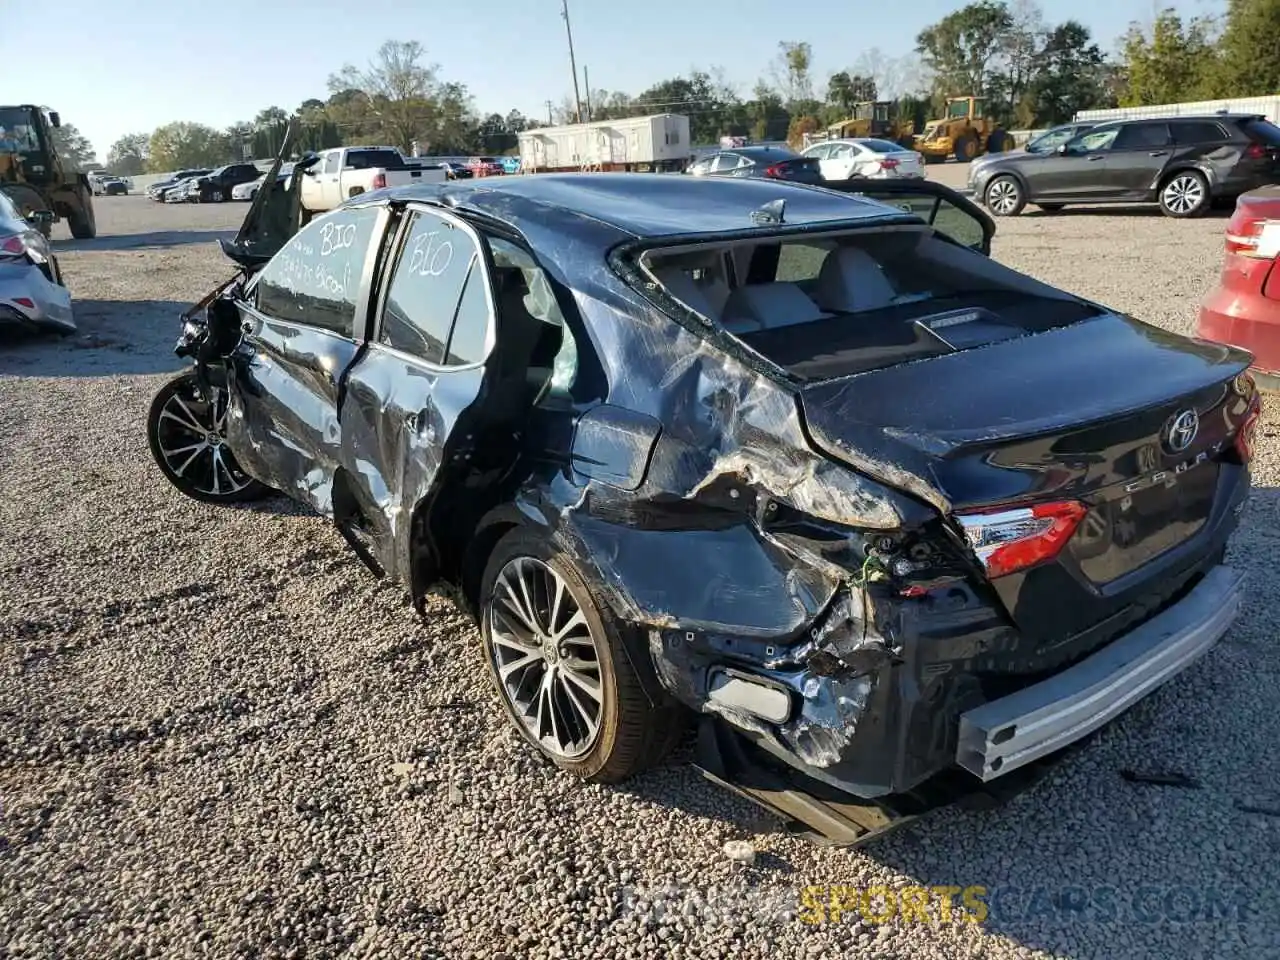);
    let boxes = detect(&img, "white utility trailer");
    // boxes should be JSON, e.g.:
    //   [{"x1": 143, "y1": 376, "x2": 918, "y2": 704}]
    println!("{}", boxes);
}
[{"x1": 517, "y1": 114, "x2": 692, "y2": 173}]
